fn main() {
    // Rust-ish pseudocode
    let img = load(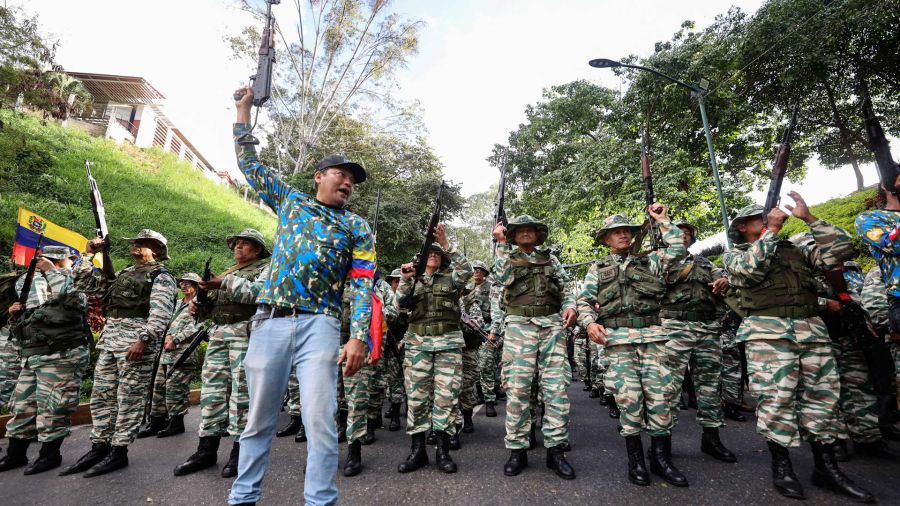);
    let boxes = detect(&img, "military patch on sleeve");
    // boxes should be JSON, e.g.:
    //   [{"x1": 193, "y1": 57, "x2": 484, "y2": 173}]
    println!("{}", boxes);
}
[
  {"x1": 866, "y1": 227, "x2": 885, "y2": 242},
  {"x1": 598, "y1": 265, "x2": 618, "y2": 283}
]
